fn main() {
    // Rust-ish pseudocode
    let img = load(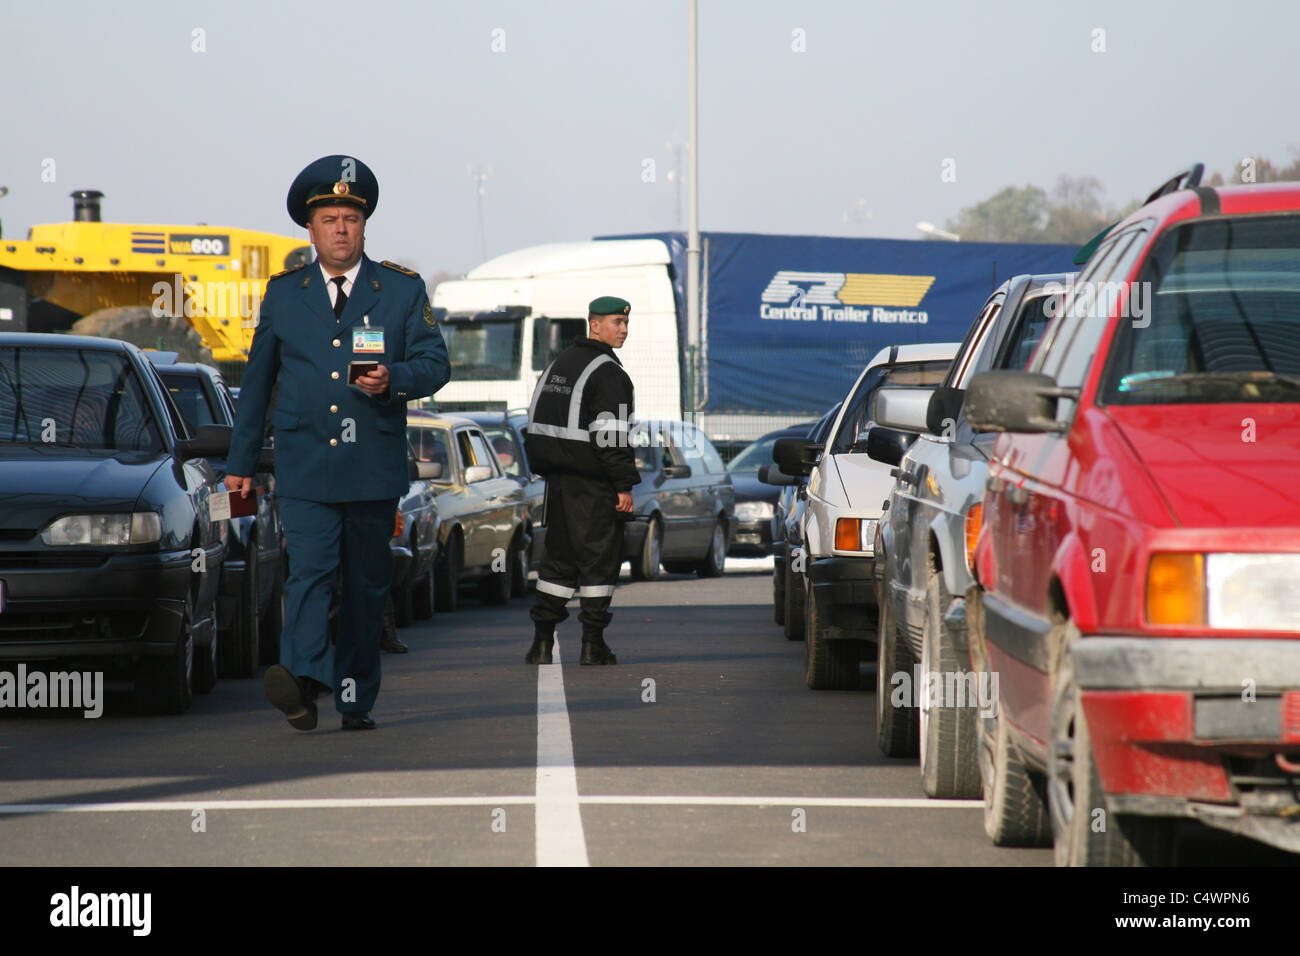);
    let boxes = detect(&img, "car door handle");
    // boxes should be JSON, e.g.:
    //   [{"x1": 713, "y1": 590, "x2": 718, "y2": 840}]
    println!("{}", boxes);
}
[{"x1": 890, "y1": 468, "x2": 919, "y2": 486}]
